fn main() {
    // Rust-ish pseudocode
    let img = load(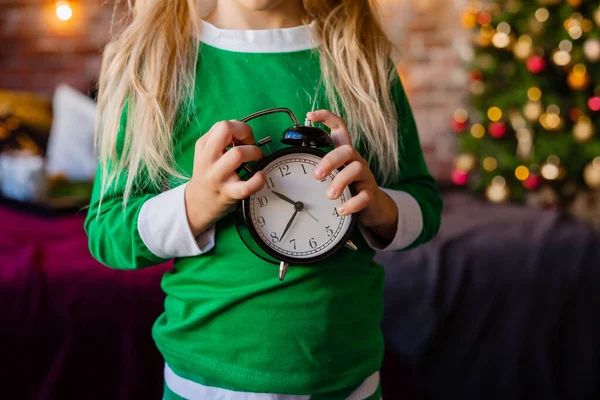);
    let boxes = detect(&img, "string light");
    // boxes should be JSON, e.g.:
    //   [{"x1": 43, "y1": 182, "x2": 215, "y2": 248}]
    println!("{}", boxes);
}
[
  {"x1": 471, "y1": 124, "x2": 486, "y2": 139},
  {"x1": 488, "y1": 106, "x2": 503, "y2": 121},
  {"x1": 483, "y1": 157, "x2": 498, "y2": 171},
  {"x1": 535, "y1": 8, "x2": 550, "y2": 23},
  {"x1": 515, "y1": 166, "x2": 530, "y2": 181},
  {"x1": 527, "y1": 87, "x2": 542, "y2": 101},
  {"x1": 55, "y1": 0, "x2": 73, "y2": 21}
]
